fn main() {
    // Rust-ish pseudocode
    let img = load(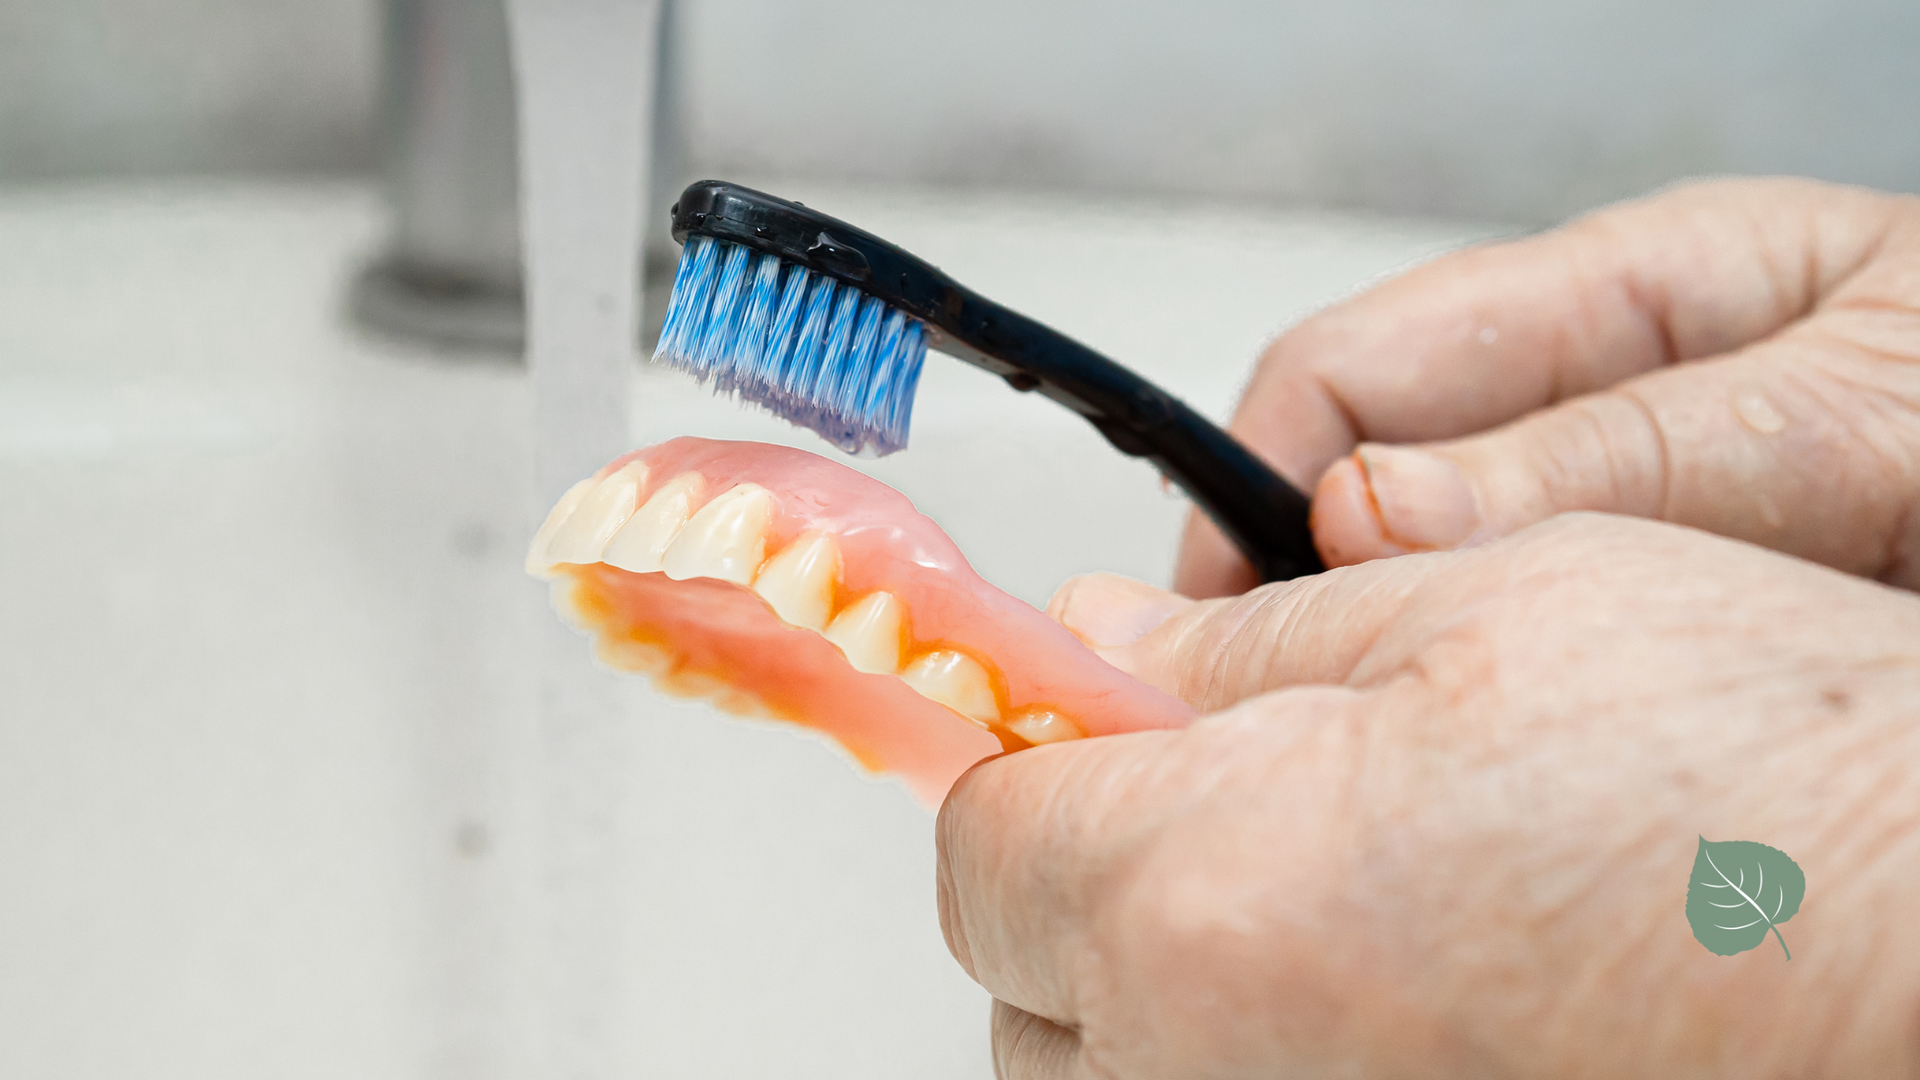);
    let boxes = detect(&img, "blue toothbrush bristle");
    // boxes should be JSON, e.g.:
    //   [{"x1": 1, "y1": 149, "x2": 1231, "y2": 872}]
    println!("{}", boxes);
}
[{"x1": 651, "y1": 235, "x2": 930, "y2": 456}]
